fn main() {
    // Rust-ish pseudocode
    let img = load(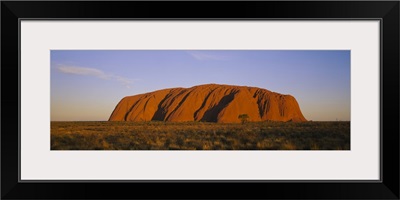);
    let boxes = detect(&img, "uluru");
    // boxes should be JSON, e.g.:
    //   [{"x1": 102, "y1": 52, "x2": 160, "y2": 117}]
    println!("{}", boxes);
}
[{"x1": 109, "y1": 84, "x2": 307, "y2": 123}]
